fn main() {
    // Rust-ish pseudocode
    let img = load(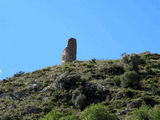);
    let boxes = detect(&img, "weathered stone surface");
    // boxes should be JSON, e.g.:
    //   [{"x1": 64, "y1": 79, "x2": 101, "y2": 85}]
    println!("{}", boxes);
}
[
  {"x1": 0, "y1": 93, "x2": 8, "y2": 98},
  {"x1": 13, "y1": 92, "x2": 25, "y2": 98},
  {"x1": 27, "y1": 83, "x2": 42, "y2": 91},
  {"x1": 117, "y1": 108, "x2": 132, "y2": 116},
  {"x1": 53, "y1": 71, "x2": 81, "y2": 90},
  {"x1": 61, "y1": 38, "x2": 77, "y2": 64},
  {"x1": 41, "y1": 86, "x2": 51, "y2": 93},
  {"x1": 26, "y1": 106, "x2": 42, "y2": 114},
  {"x1": 127, "y1": 99, "x2": 142, "y2": 108}
]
